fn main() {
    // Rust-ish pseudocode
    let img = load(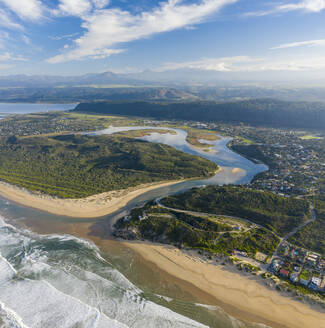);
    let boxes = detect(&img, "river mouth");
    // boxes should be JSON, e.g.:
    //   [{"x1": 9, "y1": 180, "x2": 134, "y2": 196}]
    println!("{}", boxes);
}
[{"x1": 0, "y1": 125, "x2": 270, "y2": 328}]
